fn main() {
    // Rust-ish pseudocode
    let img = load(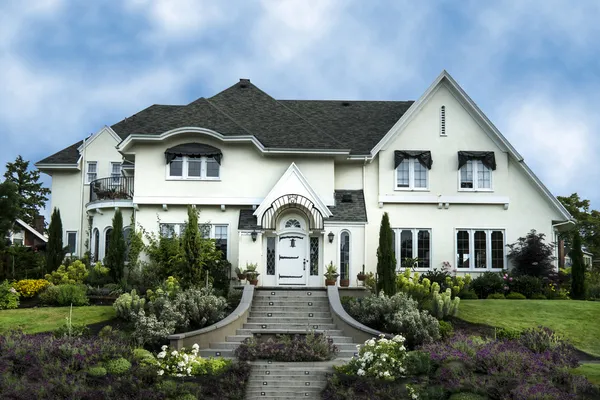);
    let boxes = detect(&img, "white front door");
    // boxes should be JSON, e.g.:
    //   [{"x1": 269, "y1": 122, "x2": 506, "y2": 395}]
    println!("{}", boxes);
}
[{"x1": 277, "y1": 217, "x2": 308, "y2": 286}]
